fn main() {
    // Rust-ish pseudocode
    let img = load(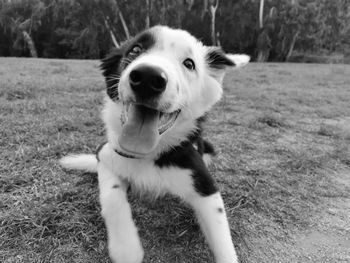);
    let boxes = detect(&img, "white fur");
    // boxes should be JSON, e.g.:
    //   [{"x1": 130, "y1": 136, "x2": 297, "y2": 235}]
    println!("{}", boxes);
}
[
  {"x1": 98, "y1": 161, "x2": 144, "y2": 263},
  {"x1": 59, "y1": 154, "x2": 97, "y2": 172},
  {"x1": 226, "y1": 54, "x2": 250, "y2": 68},
  {"x1": 202, "y1": 153, "x2": 212, "y2": 167},
  {"x1": 97, "y1": 143, "x2": 237, "y2": 263},
  {"x1": 60, "y1": 26, "x2": 249, "y2": 263},
  {"x1": 188, "y1": 193, "x2": 238, "y2": 263}
]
